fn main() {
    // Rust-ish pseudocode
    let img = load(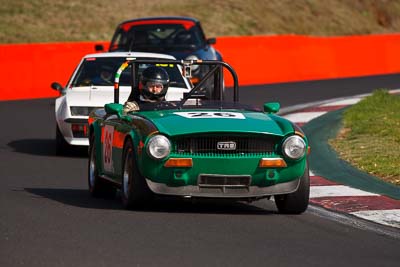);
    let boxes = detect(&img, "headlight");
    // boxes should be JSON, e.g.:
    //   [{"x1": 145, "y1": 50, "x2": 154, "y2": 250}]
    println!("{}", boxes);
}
[
  {"x1": 185, "y1": 55, "x2": 200, "y2": 72},
  {"x1": 70, "y1": 106, "x2": 99, "y2": 116},
  {"x1": 282, "y1": 135, "x2": 306, "y2": 160},
  {"x1": 146, "y1": 135, "x2": 171, "y2": 160}
]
